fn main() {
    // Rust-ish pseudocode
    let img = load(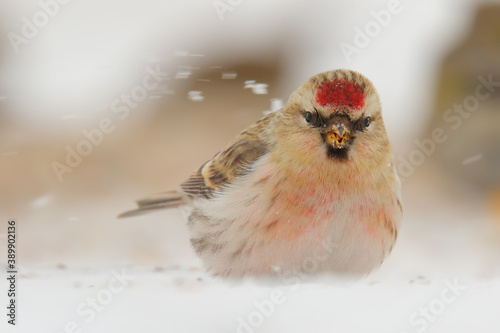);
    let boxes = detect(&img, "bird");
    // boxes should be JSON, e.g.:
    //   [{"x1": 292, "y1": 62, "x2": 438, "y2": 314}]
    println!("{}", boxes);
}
[{"x1": 120, "y1": 69, "x2": 402, "y2": 278}]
